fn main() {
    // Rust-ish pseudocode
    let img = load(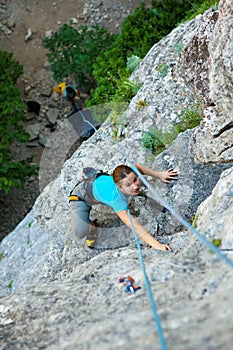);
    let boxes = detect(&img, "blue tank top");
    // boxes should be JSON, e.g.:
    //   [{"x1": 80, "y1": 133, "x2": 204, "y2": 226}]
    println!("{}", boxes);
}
[{"x1": 92, "y1": 175, "x2": 128, "y2": 212}]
